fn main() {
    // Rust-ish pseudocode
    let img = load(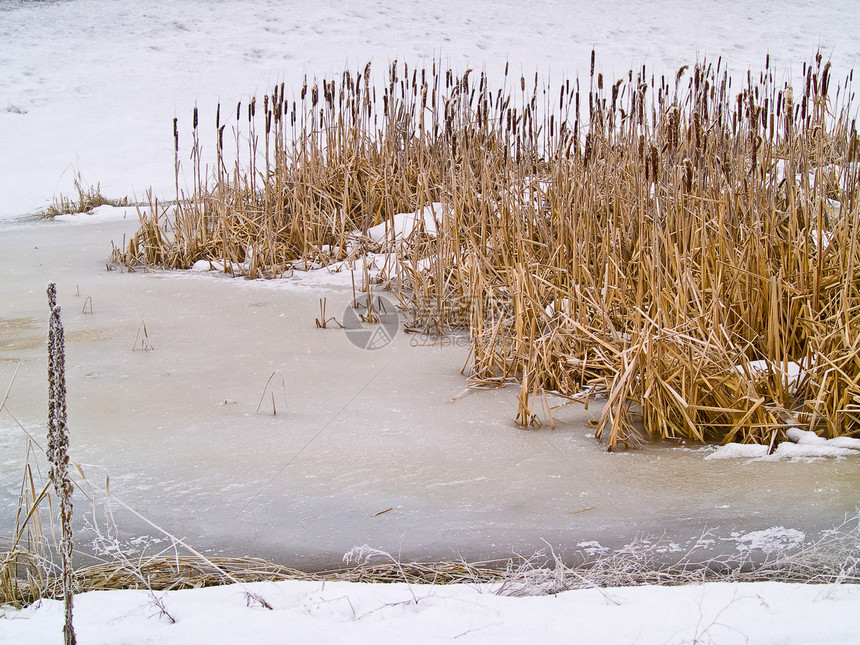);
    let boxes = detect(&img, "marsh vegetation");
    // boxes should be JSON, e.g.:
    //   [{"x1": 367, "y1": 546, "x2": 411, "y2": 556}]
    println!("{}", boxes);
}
[{"x1": 113, "y1": 52, "x2": 860, "y2": 450}]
